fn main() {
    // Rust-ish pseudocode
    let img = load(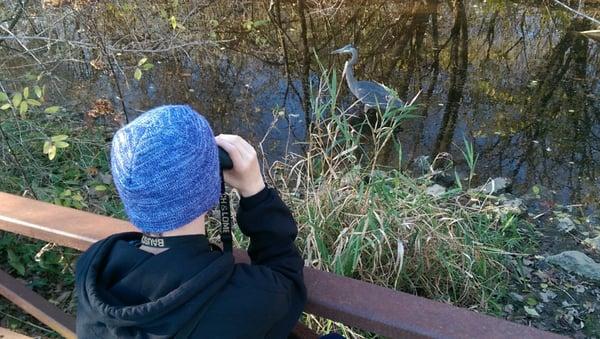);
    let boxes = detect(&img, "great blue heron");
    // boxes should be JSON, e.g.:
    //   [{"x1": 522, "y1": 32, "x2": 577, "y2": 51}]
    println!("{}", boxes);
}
[{"x1": 331, "y1": 44, "x2": 404, "y2": 112}]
